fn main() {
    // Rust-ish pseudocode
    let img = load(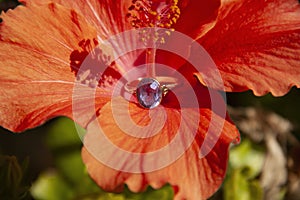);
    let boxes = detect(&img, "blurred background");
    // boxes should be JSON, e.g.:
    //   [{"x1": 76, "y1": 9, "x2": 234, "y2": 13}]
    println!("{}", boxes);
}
[{"x1": 1, "y1": 0, "x2": 300, "y2": 199}]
